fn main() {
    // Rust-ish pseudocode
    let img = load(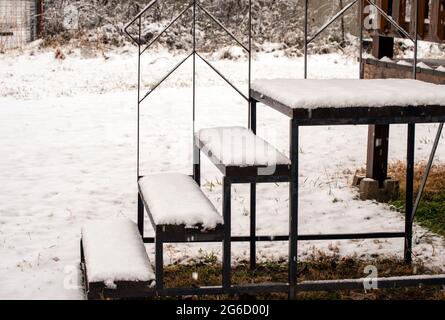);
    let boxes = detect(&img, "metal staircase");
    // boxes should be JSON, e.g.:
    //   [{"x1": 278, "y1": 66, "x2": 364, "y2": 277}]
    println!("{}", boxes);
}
[{"x1": 107, "y1": 0, "x2": 445, "y2": 299}]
